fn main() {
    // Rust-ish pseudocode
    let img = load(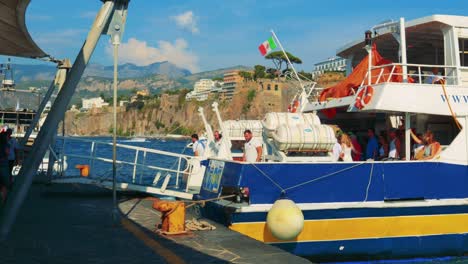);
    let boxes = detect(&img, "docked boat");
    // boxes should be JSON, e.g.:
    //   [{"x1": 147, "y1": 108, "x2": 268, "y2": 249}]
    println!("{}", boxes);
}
[{"x1": 193, "y1": 15, "x2": 468, "y2": 262}]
